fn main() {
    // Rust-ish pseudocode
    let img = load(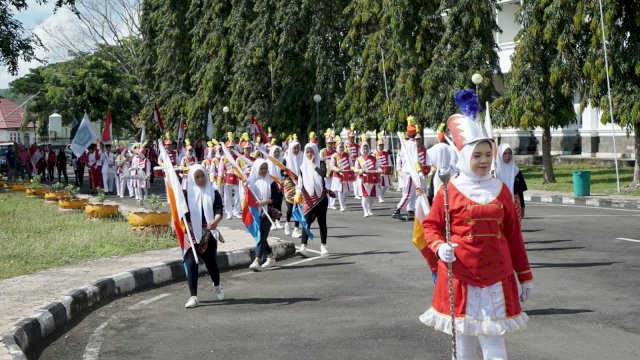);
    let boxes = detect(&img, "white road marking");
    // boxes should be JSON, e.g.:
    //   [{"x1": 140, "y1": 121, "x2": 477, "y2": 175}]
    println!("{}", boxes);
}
[
  {"x1": 528, "y1": 203, "x2": 640, "y2": 212},
  {"x1": 232, "y1": 254, "x2": 327, "y2": 277},
  {"x1": 128, "y1": 293, "x2": 171, "y2": 310},
  {"x1": 616, "y1": 238, "x2": 640, "y2": 243},
  {"x1": 296, "y1": 246, "x2": 322, "y2": 254},
  {"x1": 82, "y1": 319, "x2": 110, "y2": 360}
]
